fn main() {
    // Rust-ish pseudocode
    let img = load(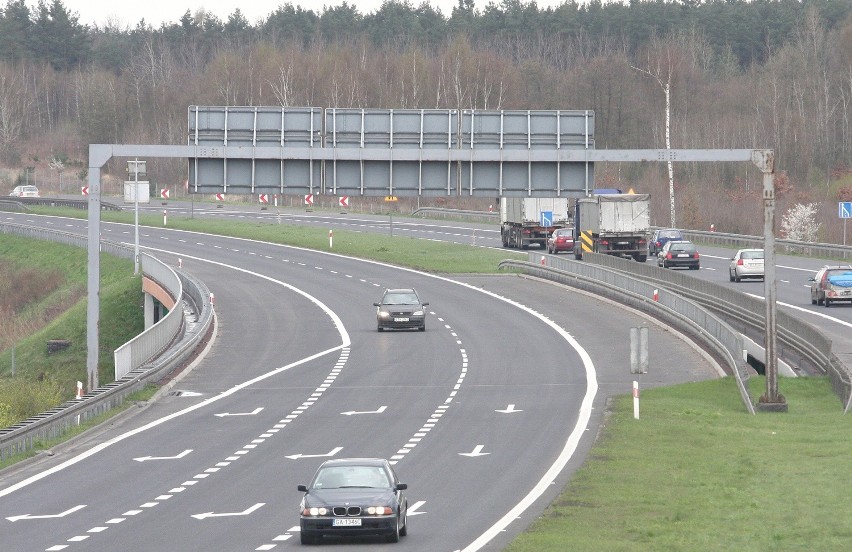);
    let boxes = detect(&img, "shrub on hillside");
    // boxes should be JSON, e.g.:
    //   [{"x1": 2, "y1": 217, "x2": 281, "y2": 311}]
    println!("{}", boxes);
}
[{"x1": 0, "y1": 378, "x2": 63, "y2": 427}]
